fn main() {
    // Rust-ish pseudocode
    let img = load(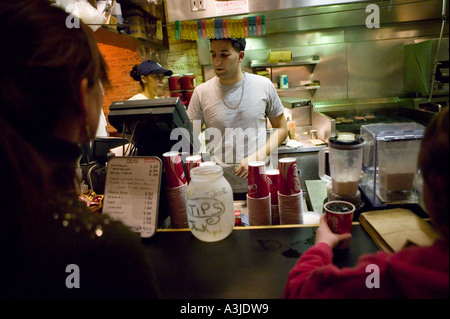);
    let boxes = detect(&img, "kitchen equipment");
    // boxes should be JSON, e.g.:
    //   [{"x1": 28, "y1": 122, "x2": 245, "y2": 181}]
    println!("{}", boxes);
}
[
  {"x1": 318, "y1": 133, "x2": 365, "y2": 207},
  {"x1": 311, "y1": 98, "x2": 435, "y2": 141},
  {"x1": 359, "y1": 122, "x2": 425, "y2": 207},
  {"x1": 268, "y1": 51, "x2": 292, "y2": 63},
  {"x1": 280, "y1": 97, "x2": 311, "y2": 109},
  {"x1": 404, "y1": 38, "x2": 449, "y2": 96}
]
